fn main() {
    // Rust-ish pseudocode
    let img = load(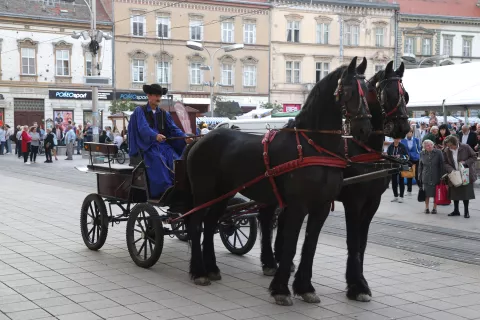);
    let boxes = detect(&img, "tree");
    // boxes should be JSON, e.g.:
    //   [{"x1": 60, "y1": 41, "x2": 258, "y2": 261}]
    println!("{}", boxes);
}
[
  {"x1": 260, "y1": 101, "x2": 283, "y2": 114},
  {"x1": 214, "y1": 101, "x2": 243, "y2": 119},
  {"x1": 109, "y1": 99, "x2": 136, "y2": 115}
]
